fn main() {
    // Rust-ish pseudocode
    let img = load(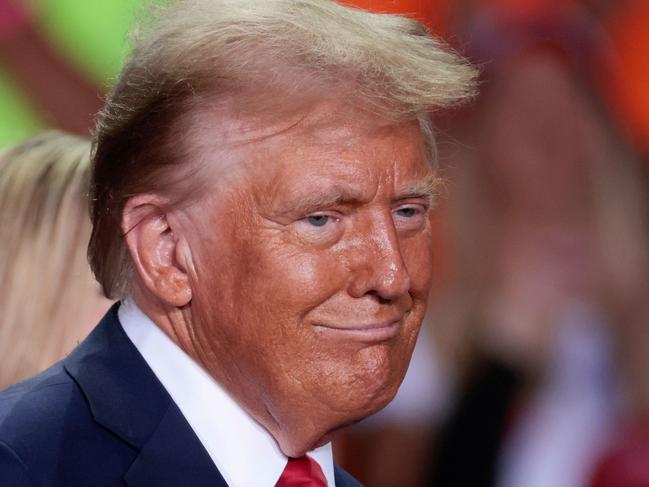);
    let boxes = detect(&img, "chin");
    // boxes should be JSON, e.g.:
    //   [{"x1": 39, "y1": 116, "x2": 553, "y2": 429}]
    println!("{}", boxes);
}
[
  {"x1": 269, "y1": 373, "x2": 403, "y2": 457},
  {"x1": 356, "y1": 376, "x2": 402, "y2": 418},
  {"x1": 353, "y1": 345, "x2": 410, "y2": 404},
  {"x1": 332, "y1": 369, "x2": 405, "y2": 426},
  {"x1": 266, "y1": 340, "x2": 415, "y2": 454}
]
